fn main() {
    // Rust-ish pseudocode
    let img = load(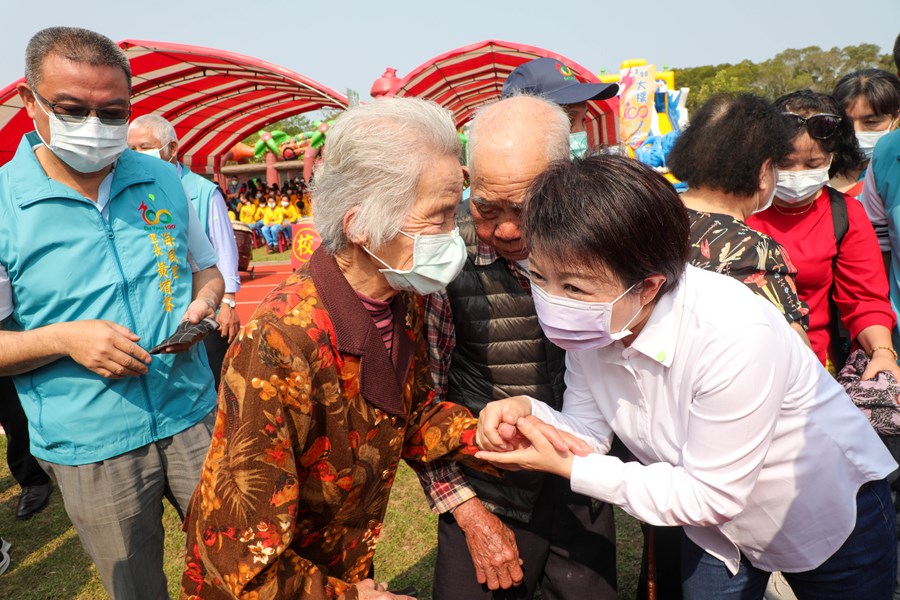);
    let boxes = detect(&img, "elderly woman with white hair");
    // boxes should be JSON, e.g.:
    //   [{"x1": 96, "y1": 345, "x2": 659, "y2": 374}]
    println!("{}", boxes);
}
[{"x1": 180, "y1": 98, "x2": 494, "y2": 600}]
